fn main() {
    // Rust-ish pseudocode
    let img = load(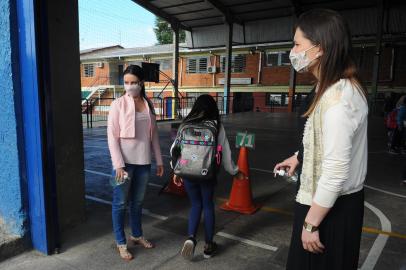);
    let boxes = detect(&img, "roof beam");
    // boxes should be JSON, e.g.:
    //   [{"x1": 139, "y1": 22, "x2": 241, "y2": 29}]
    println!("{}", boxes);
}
[
  {"x1": 188, "y1": 22, "x2": 225, "y2": 28},
  {"x1": 204, "y1": 0, "x2": 243, "y2": 25},
  {"x1": 159, "y1": 0, "x2": 205, "y2": 10},
  {"x1": 289, "y1": 0, "x2": 302, "y2": 17},
  {"x1": 170, "y1": 7, "x2": 215, "y2": 16},
  {"x1": 225, "y1": 0, "x2": 276, "y2": 8},
  {"x1": 179, "y1": 15, "x2": 223, "y2": 23},
  {"x1": 131, "y1": 0, "x2": 192, "y2": 31},
  {"x1": 235, "y1": 6, "x2": 292, "y2": 15}
]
